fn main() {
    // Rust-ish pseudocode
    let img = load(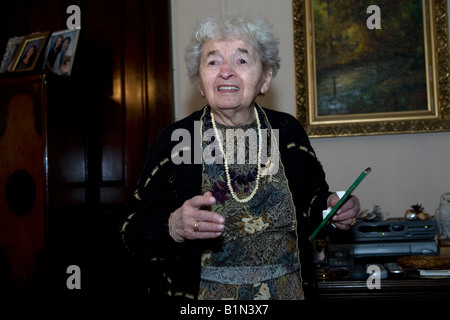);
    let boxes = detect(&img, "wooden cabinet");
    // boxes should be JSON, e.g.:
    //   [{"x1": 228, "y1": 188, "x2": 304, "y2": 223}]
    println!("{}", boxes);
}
[{"x1": 0, "y1": 73, "x2": 47, "y2": 291}]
